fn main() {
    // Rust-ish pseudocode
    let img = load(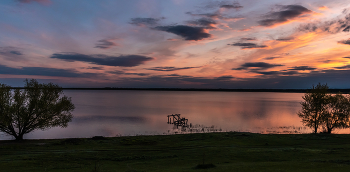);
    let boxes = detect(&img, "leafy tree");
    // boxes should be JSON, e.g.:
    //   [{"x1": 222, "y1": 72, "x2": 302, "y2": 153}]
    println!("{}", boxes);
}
[
  {"x1": 321, "y1": 93, "x2": 350, "y2": 134},
  {"x1": 0, "y1": 79, "x2": 74, "y2": 140},
  {"x1": 298, "y1": 83, "x2": 330, "y2": 133}
]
